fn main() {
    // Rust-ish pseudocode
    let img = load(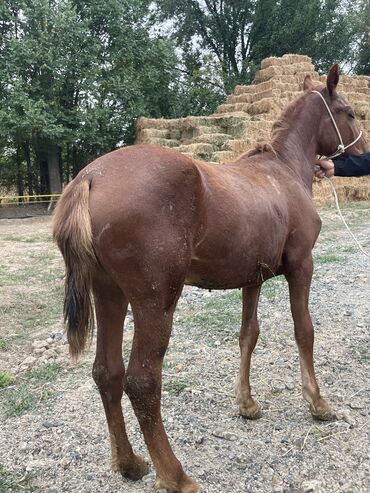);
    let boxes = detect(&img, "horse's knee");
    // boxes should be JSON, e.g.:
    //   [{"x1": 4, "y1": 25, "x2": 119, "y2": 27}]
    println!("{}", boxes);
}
[
  {"x1": 92, "y1": 360, "x2": 124, "y2": 402},
  {"x1": 124, "y1": 370, "x2": 160, "y2": 419}
]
